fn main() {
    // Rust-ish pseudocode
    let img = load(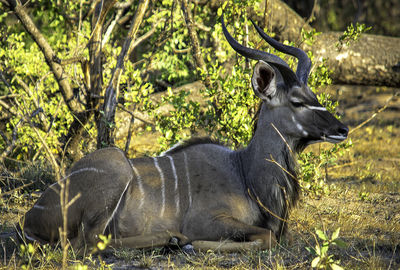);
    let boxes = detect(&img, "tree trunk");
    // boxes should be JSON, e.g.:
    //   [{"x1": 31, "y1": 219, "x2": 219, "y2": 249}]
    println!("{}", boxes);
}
[
  {"x1": 211, "y1": 0, "x2": 400, "y2": 87},
  {"x1": 305, "y1": 32, "x2": 400, "y2": 87}
]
